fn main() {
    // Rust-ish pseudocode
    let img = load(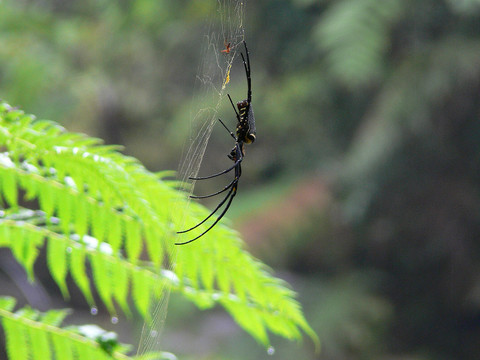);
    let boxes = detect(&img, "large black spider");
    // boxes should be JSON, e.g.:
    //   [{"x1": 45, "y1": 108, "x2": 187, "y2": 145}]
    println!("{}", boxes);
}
[{"x1": 176, "y1": 41, "x2": 255, "y2": 245}]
